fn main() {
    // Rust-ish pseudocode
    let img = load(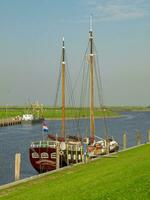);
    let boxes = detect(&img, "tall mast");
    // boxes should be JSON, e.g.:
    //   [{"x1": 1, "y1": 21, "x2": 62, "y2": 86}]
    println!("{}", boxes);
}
[
  {"x1": 61, "y1": 37, "x2": 65, "y2": 138},
  {"x1": 89, "y1": 15, "x2": 95, "y2": 143}
]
